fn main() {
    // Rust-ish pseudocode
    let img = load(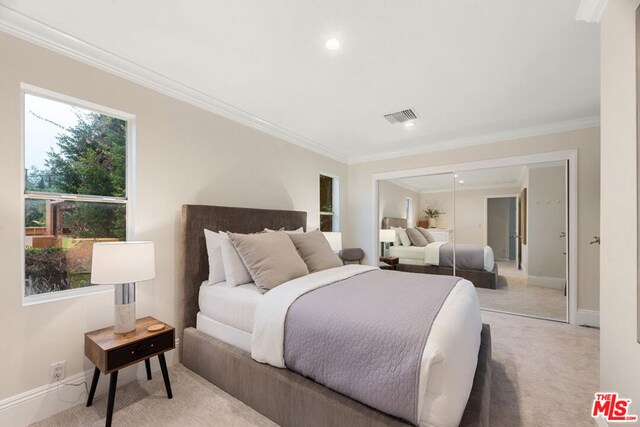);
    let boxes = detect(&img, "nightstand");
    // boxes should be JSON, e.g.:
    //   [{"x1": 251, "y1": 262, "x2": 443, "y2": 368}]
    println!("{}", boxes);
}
[
  {"x1": 379, "y1": 256, "x2": 399, "y2": 270},
  {"x1": 85, "y1": 316, "x2": 175, "y2": 427}
]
